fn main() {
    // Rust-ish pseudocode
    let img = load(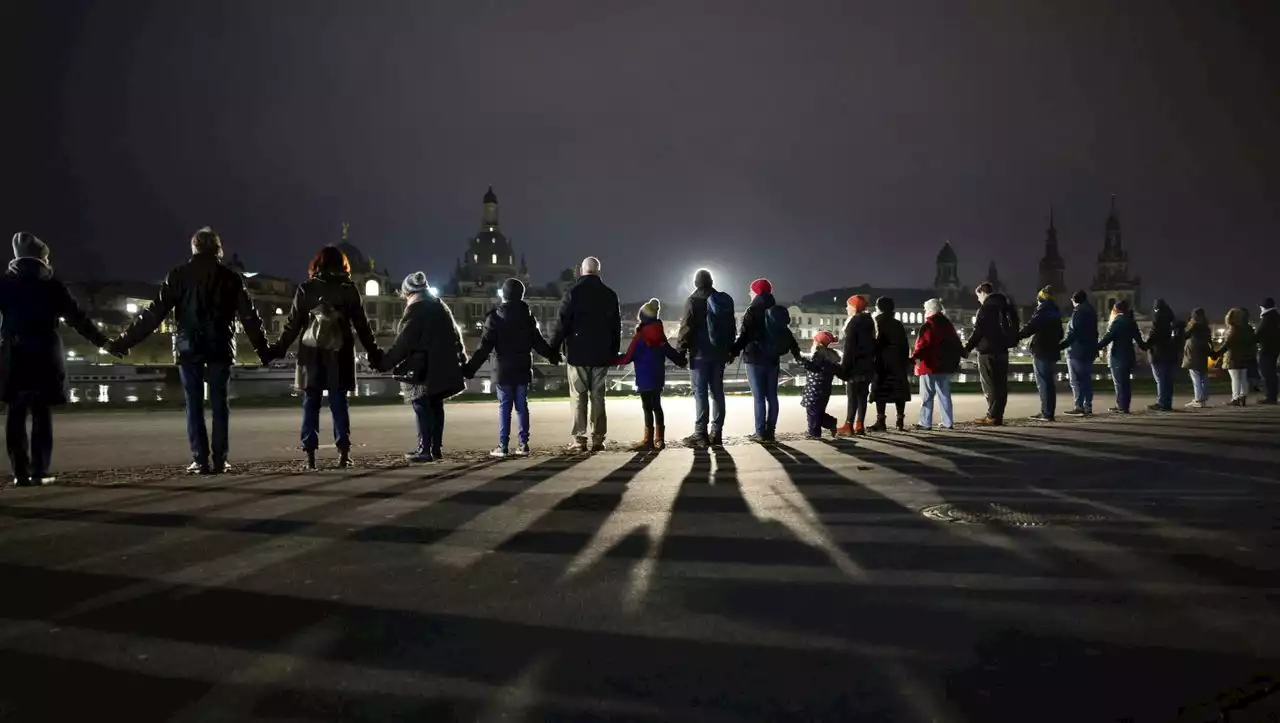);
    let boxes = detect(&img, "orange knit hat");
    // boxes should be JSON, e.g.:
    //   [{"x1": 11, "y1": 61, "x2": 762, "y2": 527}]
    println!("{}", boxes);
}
[{"x1": 847, "y1": 295, "x2": 868, "y2": 312}]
